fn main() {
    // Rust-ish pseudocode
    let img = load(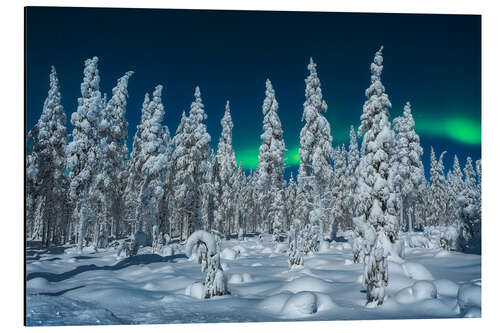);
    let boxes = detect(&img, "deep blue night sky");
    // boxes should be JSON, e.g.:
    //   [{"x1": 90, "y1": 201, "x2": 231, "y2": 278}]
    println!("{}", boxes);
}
[{"x1": 26, "y1": 7, "x2": 481, "y2": 178}]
